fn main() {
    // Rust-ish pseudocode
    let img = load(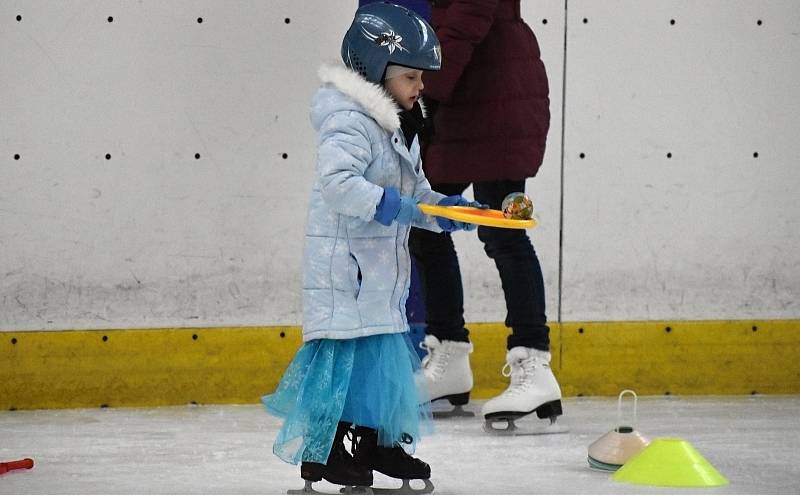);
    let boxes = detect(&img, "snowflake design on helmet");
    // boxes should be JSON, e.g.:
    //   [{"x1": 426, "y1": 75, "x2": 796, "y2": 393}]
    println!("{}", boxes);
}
[{"x1": 361, "y1": 26, "x2": 408, "y2": 54}]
